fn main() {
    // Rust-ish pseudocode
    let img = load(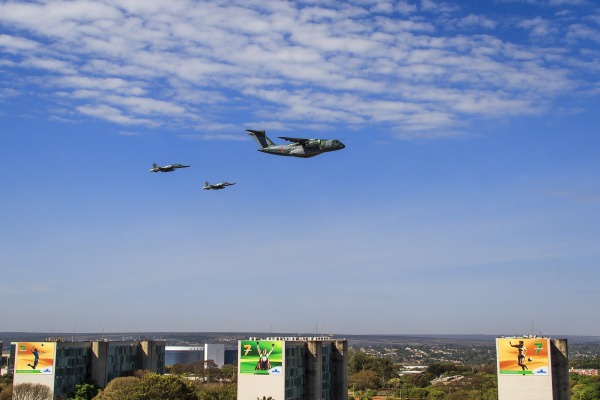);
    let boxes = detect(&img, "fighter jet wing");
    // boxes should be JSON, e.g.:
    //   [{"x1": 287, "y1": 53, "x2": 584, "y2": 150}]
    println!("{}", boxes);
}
[{"x1": 278, "y1": 136, "x2": 310, "y2": 144}]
